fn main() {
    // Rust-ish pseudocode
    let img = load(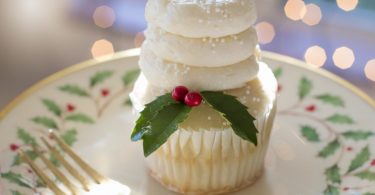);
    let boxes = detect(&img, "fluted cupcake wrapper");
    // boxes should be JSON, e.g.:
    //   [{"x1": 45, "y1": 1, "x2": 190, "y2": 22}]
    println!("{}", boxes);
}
[{"x1": 146, "y1": 101, "x2": 276, "y2": 194}]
